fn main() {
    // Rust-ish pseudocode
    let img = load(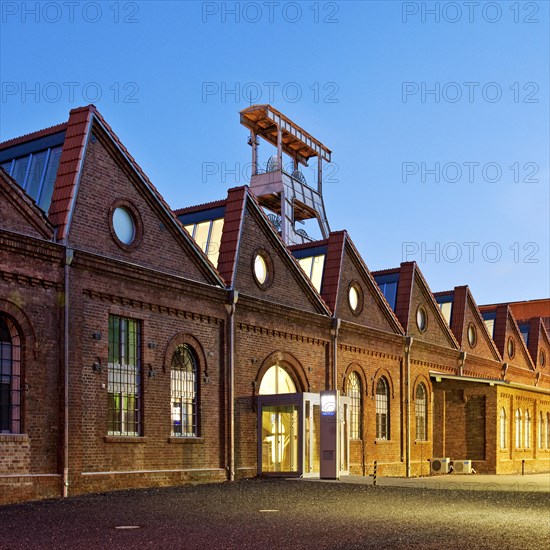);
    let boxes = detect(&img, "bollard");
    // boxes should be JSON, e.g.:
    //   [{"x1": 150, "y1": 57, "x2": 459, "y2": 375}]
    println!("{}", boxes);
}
[{"x1": 373, "y1": 461, "x2": 378, "y2": 486}]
